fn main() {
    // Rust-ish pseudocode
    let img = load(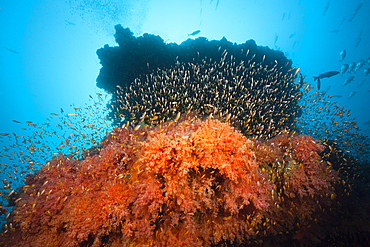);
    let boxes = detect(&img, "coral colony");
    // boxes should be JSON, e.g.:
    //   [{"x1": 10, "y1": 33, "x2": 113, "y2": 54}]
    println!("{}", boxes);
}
[{"x1": 1, "y1": 26, "x2": 370, "y2": 246}]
